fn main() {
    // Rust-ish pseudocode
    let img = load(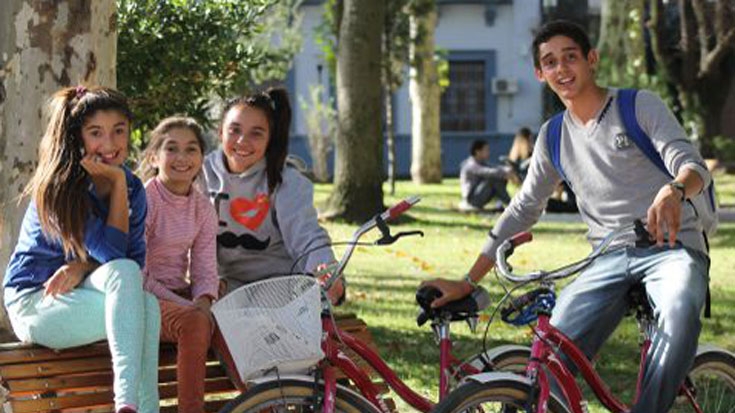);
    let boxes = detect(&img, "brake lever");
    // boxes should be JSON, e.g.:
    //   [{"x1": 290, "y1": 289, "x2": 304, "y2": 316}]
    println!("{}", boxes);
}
[{"x1": 375, "y1": 230, "x2": 424, "y2": 245}]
